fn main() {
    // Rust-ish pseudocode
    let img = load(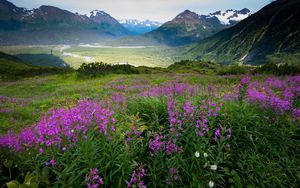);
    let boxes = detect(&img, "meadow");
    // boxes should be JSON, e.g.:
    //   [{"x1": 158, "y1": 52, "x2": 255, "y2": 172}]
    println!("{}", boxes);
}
[
  {"x1": 0, "y1": 45, "x2": 175, "y2": 68},
  {"x1": 0, "y1": 72, "x2": 299, "y2": 187}
]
